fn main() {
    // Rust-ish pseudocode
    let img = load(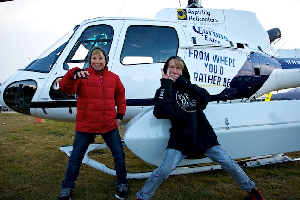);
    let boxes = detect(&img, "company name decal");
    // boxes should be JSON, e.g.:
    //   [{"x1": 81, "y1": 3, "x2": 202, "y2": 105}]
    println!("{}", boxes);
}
[
  {"x1": 177, "y1": 9, "x2": 218, "y2": 22},
  {"x1": 189, "y1": 49, "x2": 236, "y2": 87},
  {"x1": 283, "y1": 59, "x2": 300, "y2": 65},
  {"x1": 193, "y1": 26, "x2": 229, "y2": 45}
]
